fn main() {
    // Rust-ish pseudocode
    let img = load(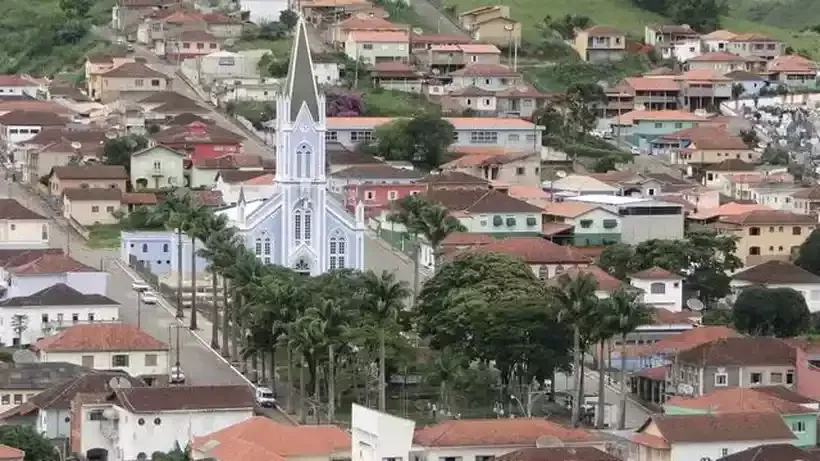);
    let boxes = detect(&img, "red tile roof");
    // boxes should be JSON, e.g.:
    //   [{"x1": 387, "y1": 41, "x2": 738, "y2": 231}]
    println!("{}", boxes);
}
[
  {"x1": 767, "y1": 55, "x2": 818, "y2": 74},
  {"x1": 101, "y1": 62, "x2": 168, "y2": 79},
  {"x1": 631, "y1": 266, "x2": 680, "y2": 279},
  {"x1": 0, "y1": 445, "x2": 24, "y2": 461},
  {"x1": 622, "y1": 77, "x2": 680, "y2": 92},
  {"x1": 633, "y1": 365, "x2": 666, "y2": 381},
  {"x1": 561, "y1": 265, "x2": 626, "y2": 292},
  {"x1": 413, "y1": 419, "x2": 600, "y2": 447},
  {"x1": 33, "y1": 323, "x2": 169, "y2": 352},
  {"x1": 658, "y1": 126, "x2": 748, "y2": 150},
  {"x1": 465, "y1": 237, "x2": 591, "y2": 265},
  {"x1": 720, "y1": 209, "x2": 816, "y2": 225},
  {"x1": 651, "y1": 308, "x2": 699, "y2": 325},
  {"x1": 153, "y1": 122, "x2": 244, "y2": 145},
  {"x1": 688, "y1": 51, "x2": 747, "y2": 62},
  {"x1": 7, "y1": 253, "x2": 98, "y2": 275},
  {"x1": 645, "y1": 326, "x2": 742, "y2": 355},
  {"x1": 638, "y1": 412, "x2": 795, "y2": 443},
  {"x1": 0, "y1": 110, "x2": 66, "y2": 126},
  {"x1": 676, "y1": 337, "x2": 797, "y2": 366},
  {"x1": 583, "y1": 25, "x2": 624, "y2": 36},
  {"x1": 192, "y1": 417, "x2": 350, "y2": 461},
  {"x1": 441, "y1": 232, "x2": 496, "y2": 247},
  {"x1": 665, "y1": 387, "x2": 818, "y2": 414},
  {"x1": 0, "y1": 199, "x2": 46, "y2": 220},
  {"x1": 0, "y1": 75, "x2": 37, "y2": 87}
]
